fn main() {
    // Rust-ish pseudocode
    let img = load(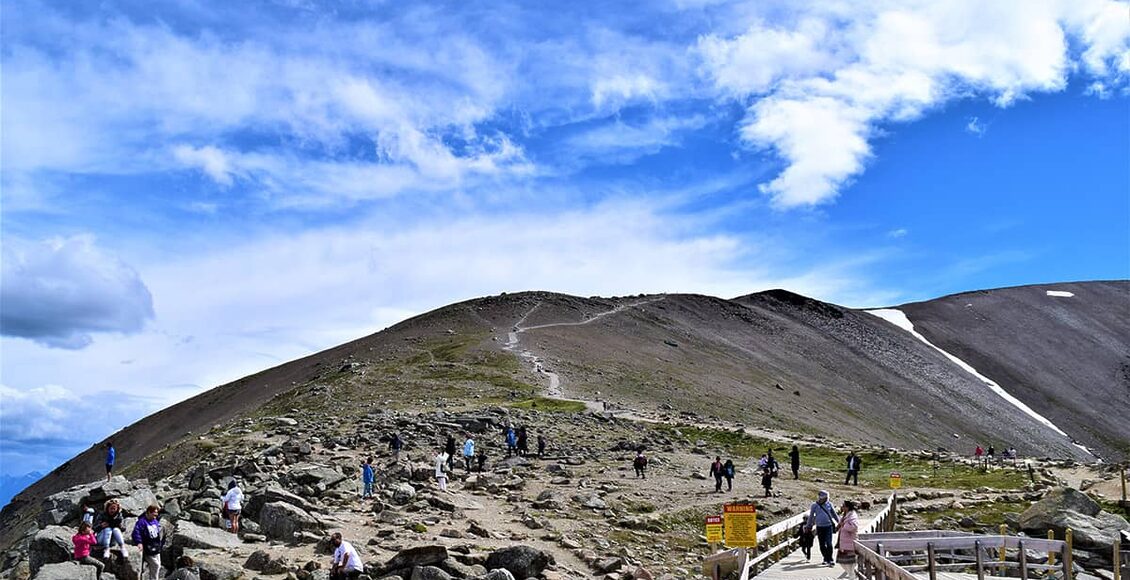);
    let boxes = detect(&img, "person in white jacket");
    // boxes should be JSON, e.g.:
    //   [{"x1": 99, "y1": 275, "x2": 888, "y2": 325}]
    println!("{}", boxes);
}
[
  {"x1": 434, "y1": 448, "x2": 449, "y2": 492},
  {"x1": 221, "y1": 480, "x2": 243, "y2": 534}
]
